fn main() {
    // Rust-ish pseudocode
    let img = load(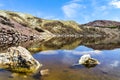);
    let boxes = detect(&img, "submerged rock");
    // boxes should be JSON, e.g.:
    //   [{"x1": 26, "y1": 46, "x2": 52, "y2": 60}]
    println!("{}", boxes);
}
[
  {"x1": 40, "y1": 69, "x2": 49, "y2": 76},
  {"x1": 0, "y1": 46, "x2": 42, "y2": 73},
  {"x1": 79, "y1": 54, "x2": 100, "y2": 68}
]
